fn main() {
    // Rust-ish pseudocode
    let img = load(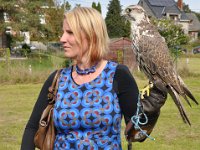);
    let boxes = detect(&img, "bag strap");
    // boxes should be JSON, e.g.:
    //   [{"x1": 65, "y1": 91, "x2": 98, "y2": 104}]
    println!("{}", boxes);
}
[
  {"x1": 125, "y1": 117, "x2": 133, "y2": 150},
  {"x1": 48, "y1": 69, "x2": 62, "y2": 104}
]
